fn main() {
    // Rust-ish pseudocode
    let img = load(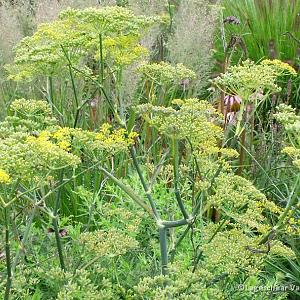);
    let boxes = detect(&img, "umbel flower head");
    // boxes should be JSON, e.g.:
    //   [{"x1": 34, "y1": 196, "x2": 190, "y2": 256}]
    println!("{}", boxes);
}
[
  {"x1": 213, "y1": 59, "x2": 297, "y2": 100},
  {"x1": 51, "y1": 124, "x2": 138, "y2": 157},
  {"x1": 7, "y1": 7, "x2": 159, "y2": 81},
  {"x1": 0, "y1": 99, "x2": 138, "y2": 183},
  {"x1": 136, "y1": 98, "x2": 223, "y2": 150},
  {"x1": 137, "y1": 62, "x2": 196, "y2": 86},
  {"x1": 275, "y1": 104, "x2": 300, "y2": 170}
]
